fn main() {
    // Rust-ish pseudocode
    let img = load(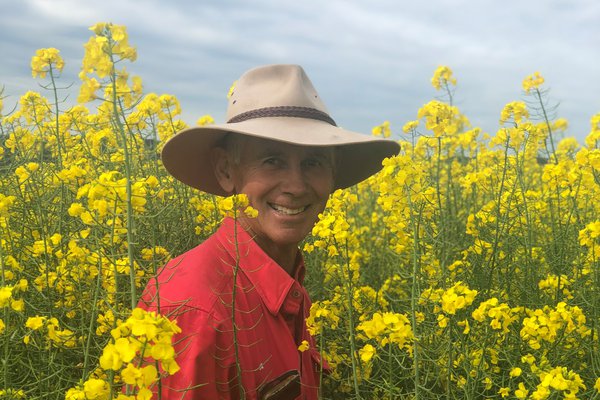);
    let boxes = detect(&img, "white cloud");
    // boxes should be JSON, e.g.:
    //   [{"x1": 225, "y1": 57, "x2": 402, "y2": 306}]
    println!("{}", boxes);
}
[{"x1": 1, "y1": 0, "x2": 598, "y2": 141}]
